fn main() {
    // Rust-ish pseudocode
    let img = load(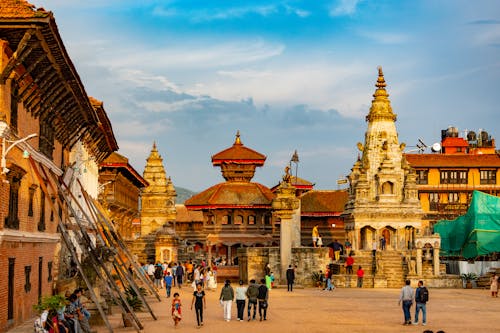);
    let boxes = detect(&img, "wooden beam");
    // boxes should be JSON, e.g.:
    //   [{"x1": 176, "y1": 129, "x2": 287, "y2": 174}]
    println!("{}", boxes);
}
[
  {"x1": 15, "y1": 53, "x2": 46, "y2": 87},
  {"x1": 19, "y1": 64, "x2": 52, "y2": 101},
  {"x1": 30, "y1": 81, "x2": 65, "y2": 116},
  {"x1": 24, "y1": 70, "x2": 58, "y2": 111},
  {"x1": 0, "y1": 29, "x2": 35, "y2": 83}
]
